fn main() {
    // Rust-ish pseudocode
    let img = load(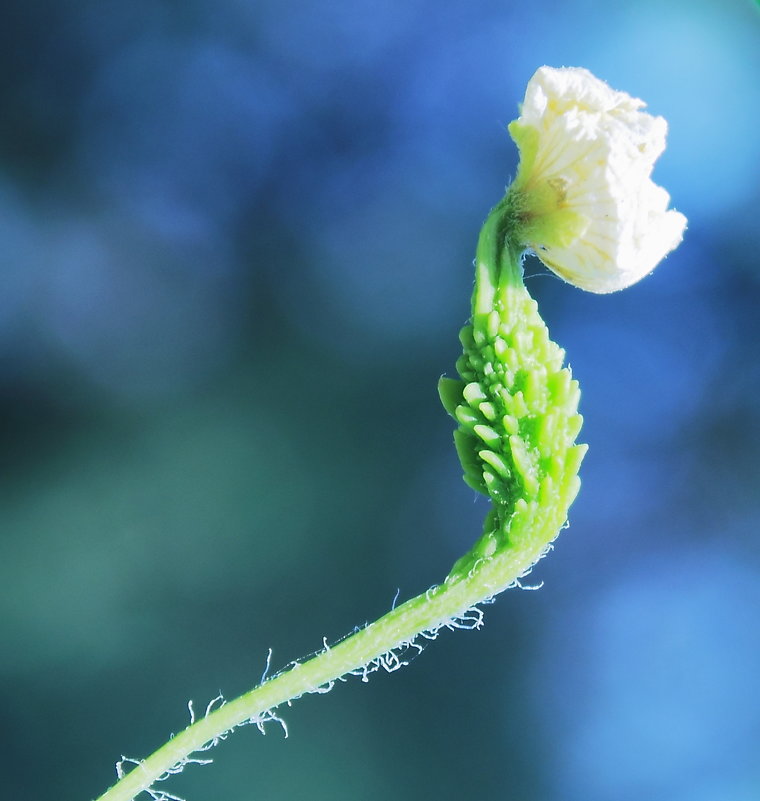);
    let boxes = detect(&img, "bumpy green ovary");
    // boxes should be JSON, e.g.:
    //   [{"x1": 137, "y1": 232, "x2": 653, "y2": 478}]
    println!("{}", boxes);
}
[{"x1": 440, "y1": 290, "x2": 587, "y2": 581}]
